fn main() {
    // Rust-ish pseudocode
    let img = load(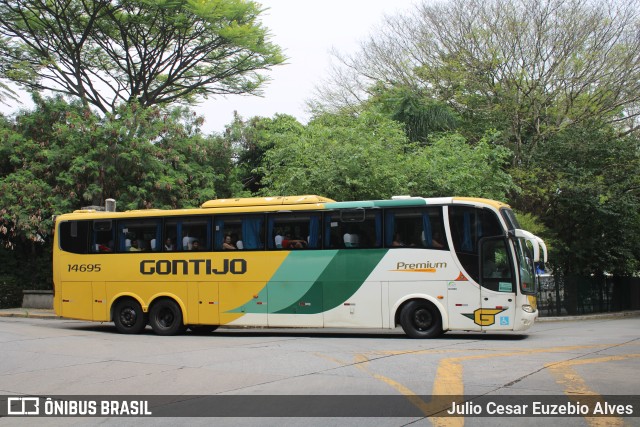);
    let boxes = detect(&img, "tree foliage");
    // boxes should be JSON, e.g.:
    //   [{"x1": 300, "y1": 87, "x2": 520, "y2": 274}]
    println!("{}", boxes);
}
[
  {"x1": 0, "y1": 0, "x2": 284, "y2": 113},
  {"x1": 222, "y1": 113, "x2": 303, "y2": 195},
  {"x1": 1, "y1": 0, "x2": 639, "y2": 305},
  {"x1": 408, "y1": 132, "x2": 517, "y2": 200},
  {"x1": 516, "y1": 124, "x2": 640, "y2": 276},
  {"x1": 0, "y1": 96, "x2": 234, "y2": 247},
  {"x1": 319, "y1": 0, "x2": 640, "y2": 161},
  {"x1": 258, "y1": 111, "x2": 411, "y2": 200},
  {"x1": 310, "y1": 0, "x2": 640, "y2": 283},
  {"x1": 252, "y1": 109, "x2": 518, "y2": 202},
  {"x1": 367, "y1": 85, "x2": 458, "y2": 144}
]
